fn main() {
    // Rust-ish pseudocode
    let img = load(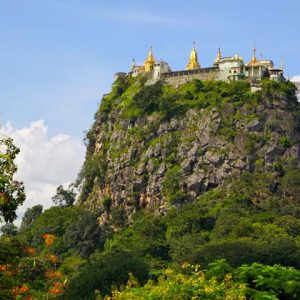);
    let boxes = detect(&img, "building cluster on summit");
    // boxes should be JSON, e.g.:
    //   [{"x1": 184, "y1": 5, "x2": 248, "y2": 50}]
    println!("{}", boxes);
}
[{"x1": 115, "y1": 43, "x2": 285, "y2": 89}]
